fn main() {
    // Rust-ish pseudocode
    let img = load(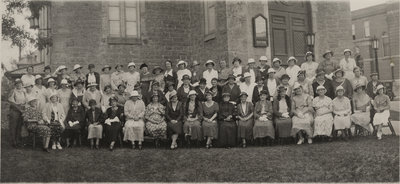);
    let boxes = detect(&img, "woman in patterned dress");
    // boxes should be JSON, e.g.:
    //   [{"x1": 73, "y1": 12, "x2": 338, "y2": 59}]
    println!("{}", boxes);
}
[
  {"x1": 332, "y1": 86, "x2": 352, "y2": 140},
  {"x1": 23, "y1": 96, "x2": 51, "y2": 152},
  {"x1": 104, "y1": 96, "x2": 124, "y2": 151},
  {"x1": 273, "y1": 86, "x2": 293, "y2": 142},
  {"x1": 291, "y1": 82, "x2": 314, "y2": 145},
  {"x1": 166, "y1": 90, "x2": 183, "y2": 149},
  {"x1": 57, "y1": 79, "x2": 72, "y2": 115},
  {"x1": 145, "y1": 93, "x2": 167, "y2": 148},
  {"x1": 253, "y1": 90, "x2": 274, "y2": 145},
  {"x1": 42, "y1": 92, "x2": 66, "y2": 150},
  {"x1": 312, "y1": 86, "x2": 334, "y2": 141},
  {"x1": 237, "y1": 92, "x2": 254, "y2": 148},
  {"x1": 372, "y1": 84, "x2": 391, "y2": 140},
  {"x1": 351, "y1": 84, "x2": 373, "y2": 134},
  {"x1": 183, "y1": 90, "x2": 203, "y2": 147},
  {"x1": 201, "y1": 92, "x2": 219, "y2": 149}
]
